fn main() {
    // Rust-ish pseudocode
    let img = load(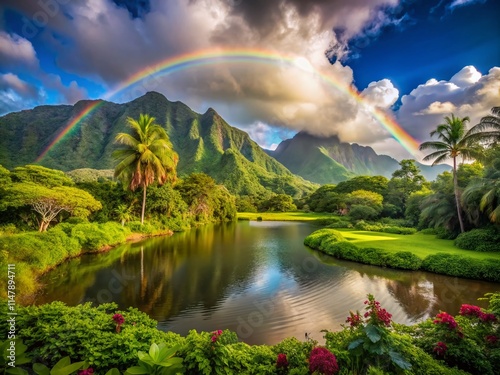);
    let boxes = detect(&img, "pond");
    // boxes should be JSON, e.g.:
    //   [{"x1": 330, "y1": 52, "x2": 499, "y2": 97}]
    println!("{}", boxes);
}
[{"x1": 35, "y1": 221, "x2": 500, "y2": 345}]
